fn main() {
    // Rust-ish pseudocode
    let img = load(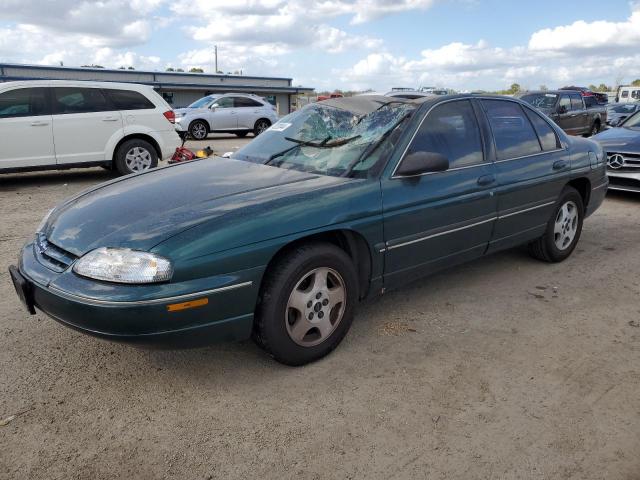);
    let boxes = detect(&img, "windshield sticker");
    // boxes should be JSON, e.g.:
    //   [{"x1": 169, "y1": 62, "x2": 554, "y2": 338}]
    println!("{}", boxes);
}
[{"x1": 270, "y1": 122, "x2": 292, "y2": 132}]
